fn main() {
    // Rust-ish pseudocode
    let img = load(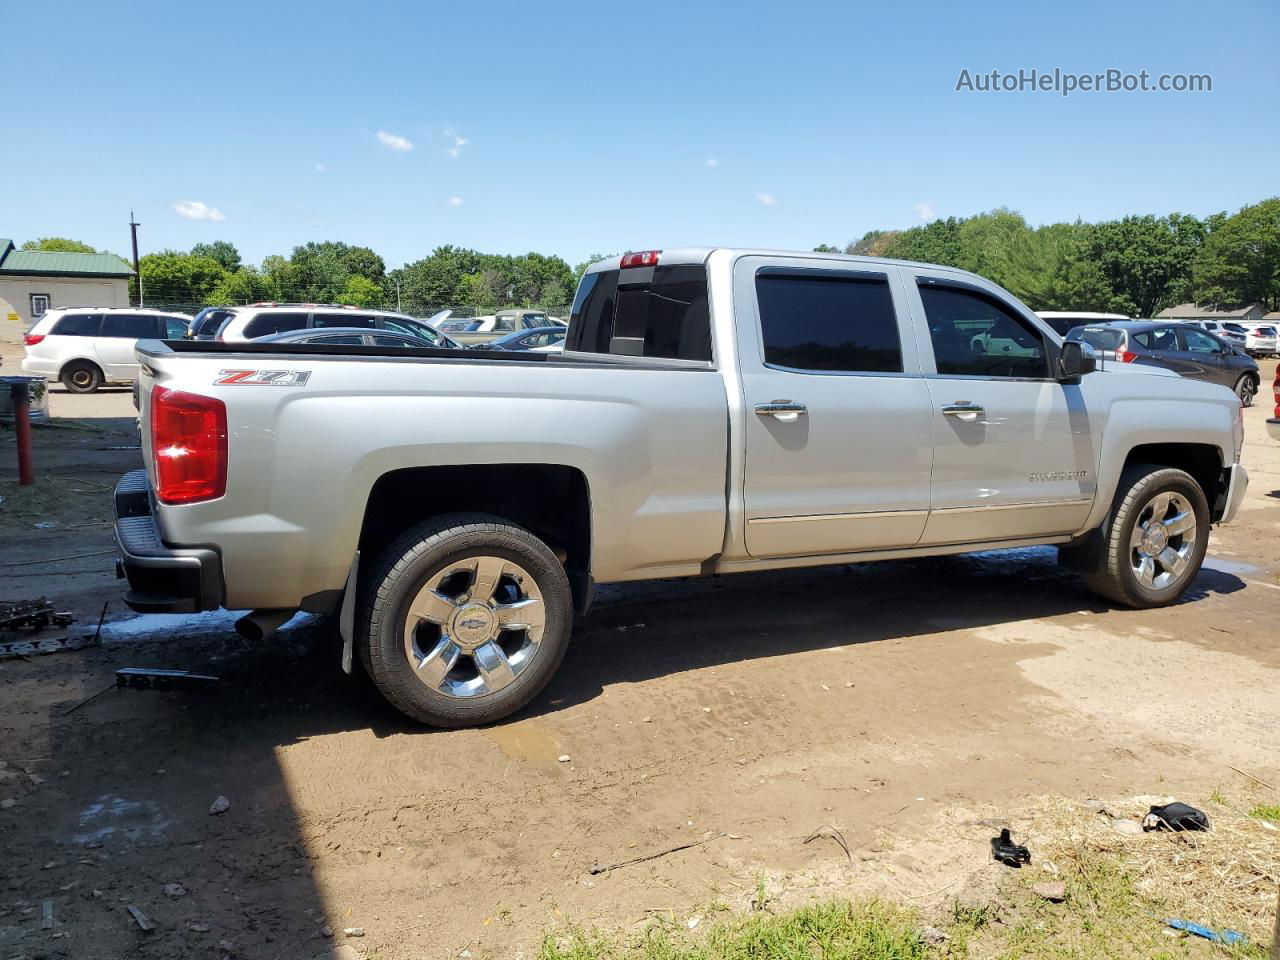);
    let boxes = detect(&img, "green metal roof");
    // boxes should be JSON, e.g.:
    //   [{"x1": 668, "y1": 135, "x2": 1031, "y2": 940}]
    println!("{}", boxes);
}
[{"x1": 0, "y1": 243, "x2": 133, "y2": 278}]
